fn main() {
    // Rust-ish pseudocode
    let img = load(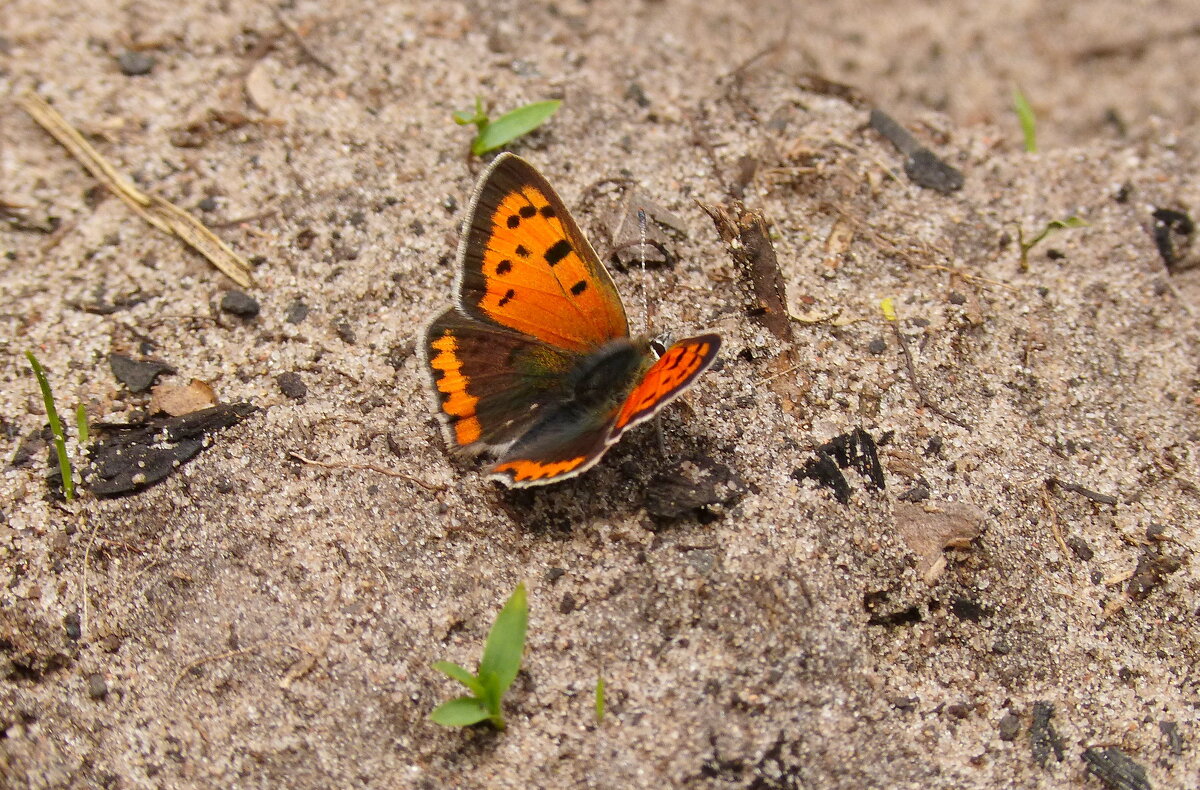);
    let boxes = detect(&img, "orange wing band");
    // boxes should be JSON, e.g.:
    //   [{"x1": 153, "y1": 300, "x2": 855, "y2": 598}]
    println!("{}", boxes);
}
[{"x1": 429, "y1": 331, "x2": 482, "y2": 445}]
